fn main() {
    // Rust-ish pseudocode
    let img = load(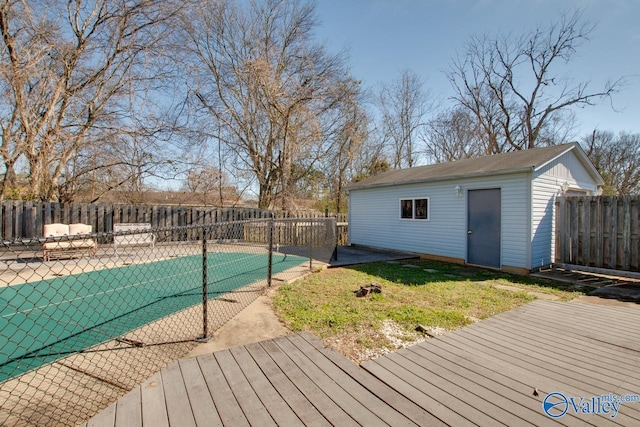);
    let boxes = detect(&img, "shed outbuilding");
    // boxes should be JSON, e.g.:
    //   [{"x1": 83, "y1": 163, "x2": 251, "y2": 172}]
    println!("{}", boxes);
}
[{"x1": 347, "y1": 142, "x2": 604, "y2": 274}]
